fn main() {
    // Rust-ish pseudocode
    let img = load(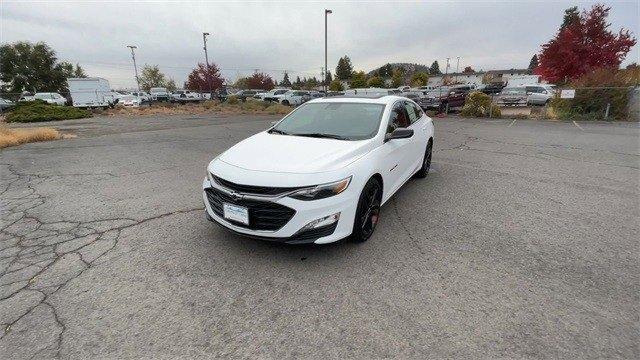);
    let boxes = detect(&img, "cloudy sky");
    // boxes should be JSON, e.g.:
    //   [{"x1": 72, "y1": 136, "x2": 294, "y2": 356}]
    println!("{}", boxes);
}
[{"x1": 2, "y1": 0, "x2": 638, "y2": 89}]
